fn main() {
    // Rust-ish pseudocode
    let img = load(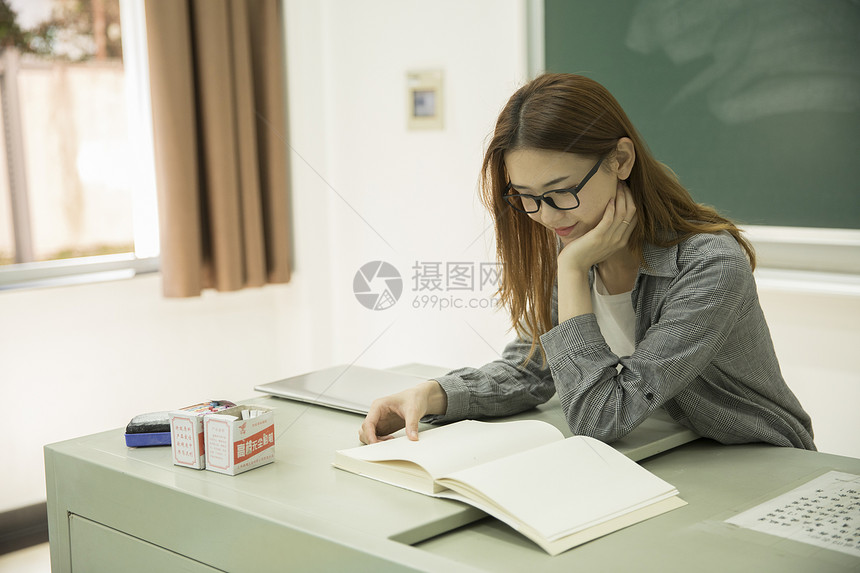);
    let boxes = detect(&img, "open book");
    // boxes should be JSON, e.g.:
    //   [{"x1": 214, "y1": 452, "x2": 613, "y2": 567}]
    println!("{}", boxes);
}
[{"x1": 333, "y1": 419, "x2": 685, "y2": 556}]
